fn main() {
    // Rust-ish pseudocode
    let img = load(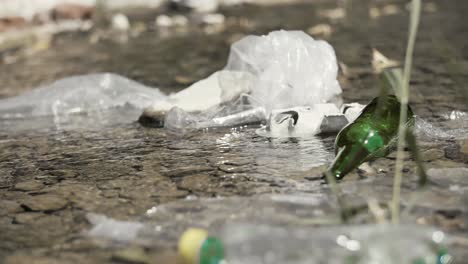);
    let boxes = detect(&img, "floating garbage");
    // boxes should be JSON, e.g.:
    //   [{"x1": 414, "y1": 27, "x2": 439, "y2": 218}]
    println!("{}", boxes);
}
[
  {"x1": 142, "y1": 30, "x2": 345, "y2": 135},
  {"x1": 415, "y1": 113, "x2": 468, "y2": 140},
  {"x1": 0, "y1": 73, "x2": 166, "y2": 131},
  {"x1": 86, "y1": 193, "x2": 339, "y2": 244},
  {"x1": 178, "y1": 223, "x2": 452, "y2": 264},
  {"x1": 257, "y1": 103, "x2": 364, "y2": 137},
  {"x1": 85, "y1": 194, "x2": 454, "y2": 264},
  {"x1": 0, "y1": 73, "x2": 164, "y2": 119},
  {"x1": 0, "y1": 30, "x2": 347, "y2": 134},
  {"x1": 327, "y1": 95, "x2": 414, "y2": 180},
  {"x1": 223, "y1": 30, "x2": 342, "y2": 112},
  {"x1": 164, "y1": 106, "x2": 266, "y2": 133},
  {"x1": 87, "y1": 213, "x2": 145, "y2": 243}
]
